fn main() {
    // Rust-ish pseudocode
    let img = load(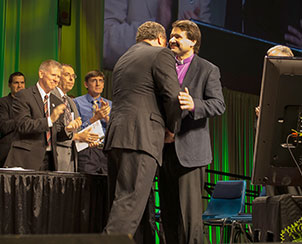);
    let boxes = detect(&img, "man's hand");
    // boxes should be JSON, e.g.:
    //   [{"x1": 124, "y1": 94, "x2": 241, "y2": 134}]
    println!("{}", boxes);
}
[
  {"x1": 90, "y1": 99, "x2": 111, "y2": 123},
  {"x1": 73, "y1": 127, "x2": 99, "y2": 143},
  {"x1": 98, "y1": 99, "x2": 111, "y2": 122},
  {"x1": 88, "y1": 141, "x2": 100, "y2": 148},
  {"x1": 178, "y1": 87, "x2": 195, "y2": 111},
  {"x1": 50, "y1": 104, "x2": 66, "y2": 123},
  {"x1": 66, "y1": 117, "x2": 82, "y2": 132},
  {"x1": 164, "y1": 128, "x2": 175, "y2": 143}
]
